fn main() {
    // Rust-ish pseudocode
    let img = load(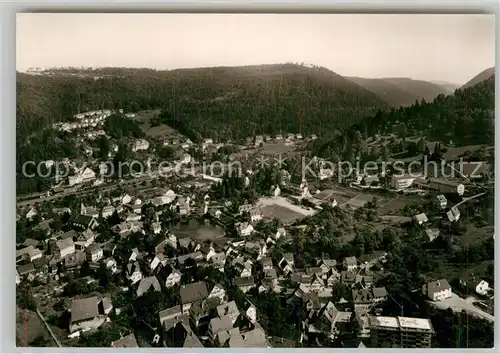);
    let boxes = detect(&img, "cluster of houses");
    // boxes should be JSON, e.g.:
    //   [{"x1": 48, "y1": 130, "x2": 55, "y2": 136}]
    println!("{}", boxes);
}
[{"x1": 52, "y1": 110, "x2": 115, "y2": 132}]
